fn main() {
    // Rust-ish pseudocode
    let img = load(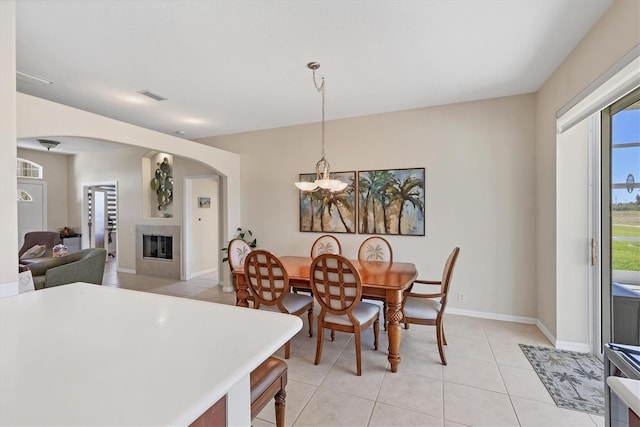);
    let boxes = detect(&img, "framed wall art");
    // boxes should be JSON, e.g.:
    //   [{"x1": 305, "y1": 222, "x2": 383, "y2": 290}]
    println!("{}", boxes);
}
[
  {"x1": 198, "y1": 197, "x2": 211, "y2": 208},
  {"x1": 298, "y1": 171, "x2": 356, "y2": 233},
  {"x1": 358, "y1": 167, "x2": 425, "y2": 236}
]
